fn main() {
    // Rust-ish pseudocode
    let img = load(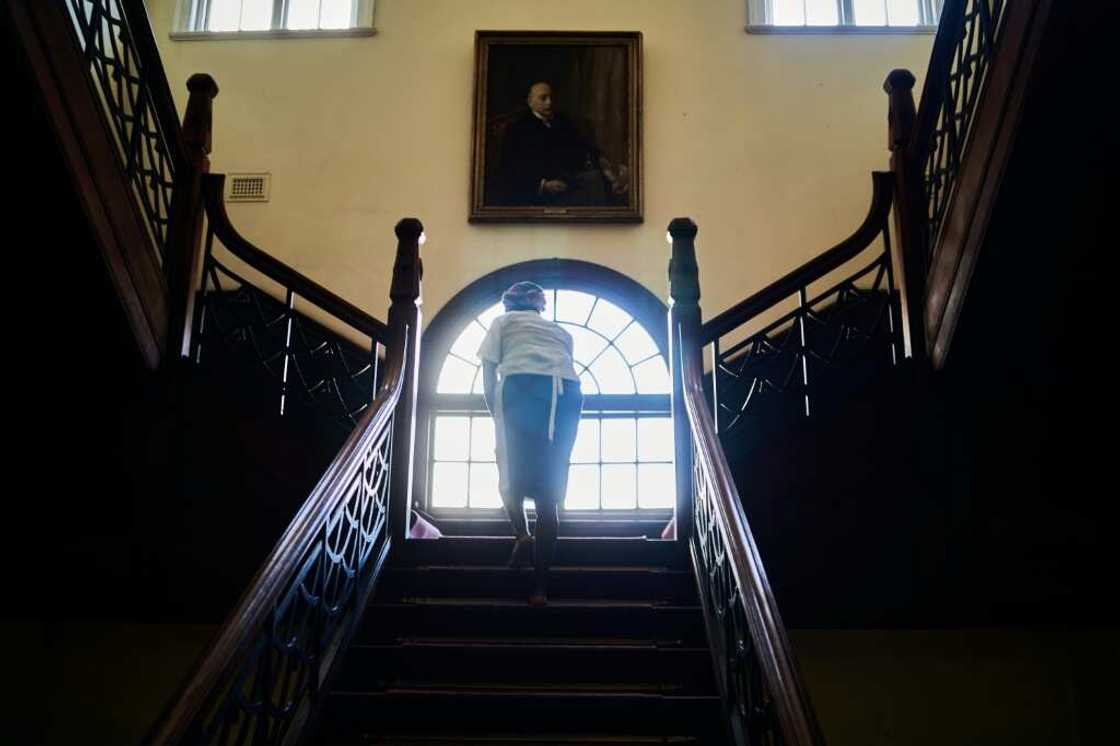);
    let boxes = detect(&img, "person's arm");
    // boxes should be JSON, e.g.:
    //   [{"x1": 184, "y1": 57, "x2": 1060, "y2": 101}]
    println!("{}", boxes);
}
[
  {"x1": 477, "y1": 317, "x2": 502, "y2": 414},
  {"x1": 482, "y1": 361, "x2": 498, "y2": 415}
]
